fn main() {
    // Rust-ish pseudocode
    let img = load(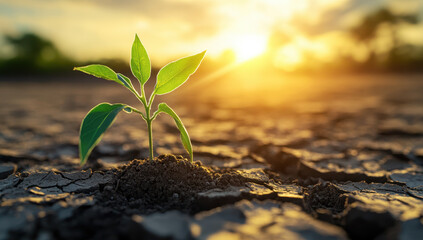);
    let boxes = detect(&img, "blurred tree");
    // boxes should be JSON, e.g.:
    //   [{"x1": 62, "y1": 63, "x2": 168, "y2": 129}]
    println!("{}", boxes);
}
[
  {"x1": 6, "y1": 33, "x2": 56, "y2": 60},
  {"x1": 350, "y1": 8, "x2": 419, "y2": 69},
  {"x1": 0, "y1": 32, "x2": 74, "y2": 75}
]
